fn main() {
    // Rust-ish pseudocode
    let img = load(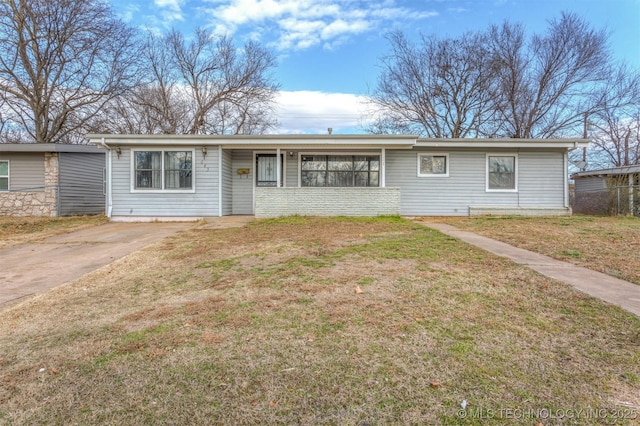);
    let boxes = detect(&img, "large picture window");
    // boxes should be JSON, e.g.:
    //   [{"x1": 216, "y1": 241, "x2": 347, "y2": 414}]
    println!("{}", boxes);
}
[
  {"x1": 487, "y1": 154, "x2": 517, "y2": 191},
  {"x1": 417, "y1": 153, "x2": 448, "y2": 177},
  {"x1": 301, "y1": 155, "x2": 379, "y2": 187},
  {"x1": 134, "y1": 150, "x2": 193, "y2": 191},
  {"x1": 0, "y1": 160, "x2": 8, "y2": 191}
]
